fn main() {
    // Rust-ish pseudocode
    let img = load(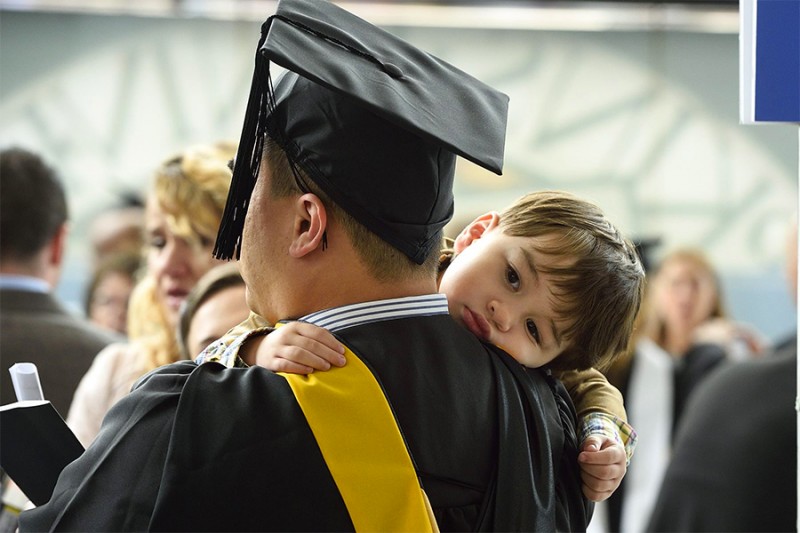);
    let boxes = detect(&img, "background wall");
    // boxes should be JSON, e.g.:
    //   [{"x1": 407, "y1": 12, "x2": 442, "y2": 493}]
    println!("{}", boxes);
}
[{"x1": 1, "y1": 5, "x2": 796, "y2": 343}]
